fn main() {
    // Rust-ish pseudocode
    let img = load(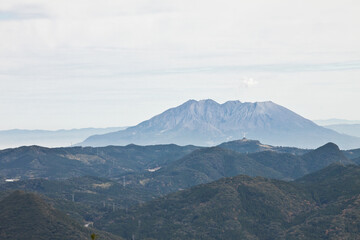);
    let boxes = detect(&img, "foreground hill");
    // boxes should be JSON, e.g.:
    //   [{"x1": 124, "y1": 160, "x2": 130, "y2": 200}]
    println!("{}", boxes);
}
[
  {"x1": 96, "y1": 164, "x2": 360, "y2": 240},
  {"x1": 0, "y1": 191, "x2": 121, "y2": 240},
  {"x1": 80, "y1": 99, "x2": 360, "y2": 149},
  {"x1": 0, "y1": 175, "x2": 160, "y2": 223}
]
